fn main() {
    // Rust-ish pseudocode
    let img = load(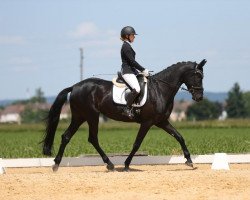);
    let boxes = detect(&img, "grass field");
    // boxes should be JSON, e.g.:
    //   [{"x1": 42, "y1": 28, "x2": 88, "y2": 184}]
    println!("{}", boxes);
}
[{"x1": 0, "y1": 120, "x2": 250, "y2": 158}]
